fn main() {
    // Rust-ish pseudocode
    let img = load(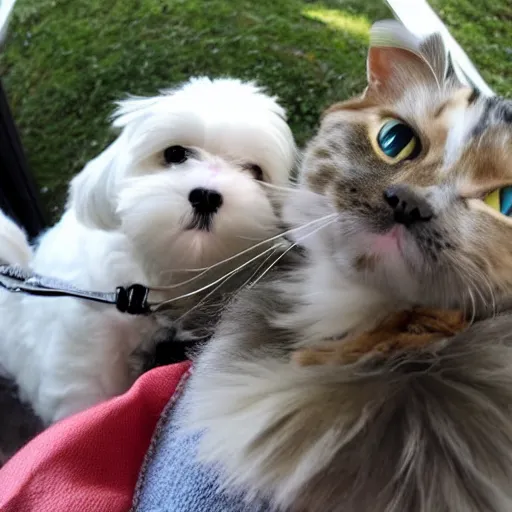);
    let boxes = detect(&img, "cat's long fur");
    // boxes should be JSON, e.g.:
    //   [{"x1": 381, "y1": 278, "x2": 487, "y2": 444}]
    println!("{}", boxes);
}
[
  {"x1": 180, "y1": 21, "x2": 512, "y2": 511},
  {"x1": 184, "y1": 279, "x2": 512, "y2": 512}
]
